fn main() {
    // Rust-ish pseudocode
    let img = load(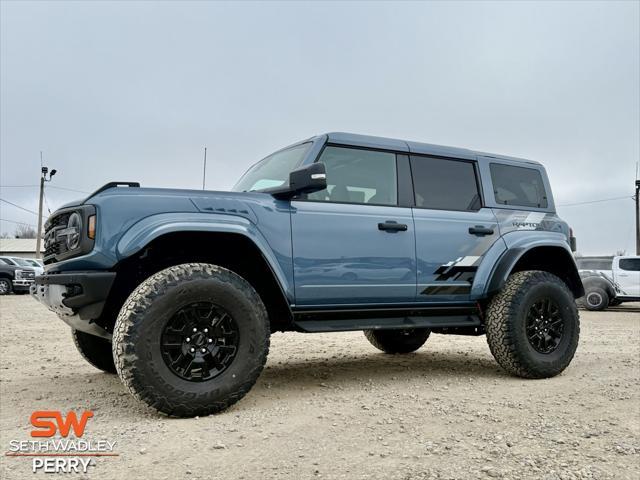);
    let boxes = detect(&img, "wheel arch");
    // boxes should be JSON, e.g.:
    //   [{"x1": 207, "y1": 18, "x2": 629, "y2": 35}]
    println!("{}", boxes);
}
[
  {"x1": 486, "y1": 244, "x2": 584, "y2": 299},
  {"x1": 99, "y1": 229, "x2": 294, "y2": 334},
  {"x1": 580, "y1": 274, "x2": 616, "y2": 298}
]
